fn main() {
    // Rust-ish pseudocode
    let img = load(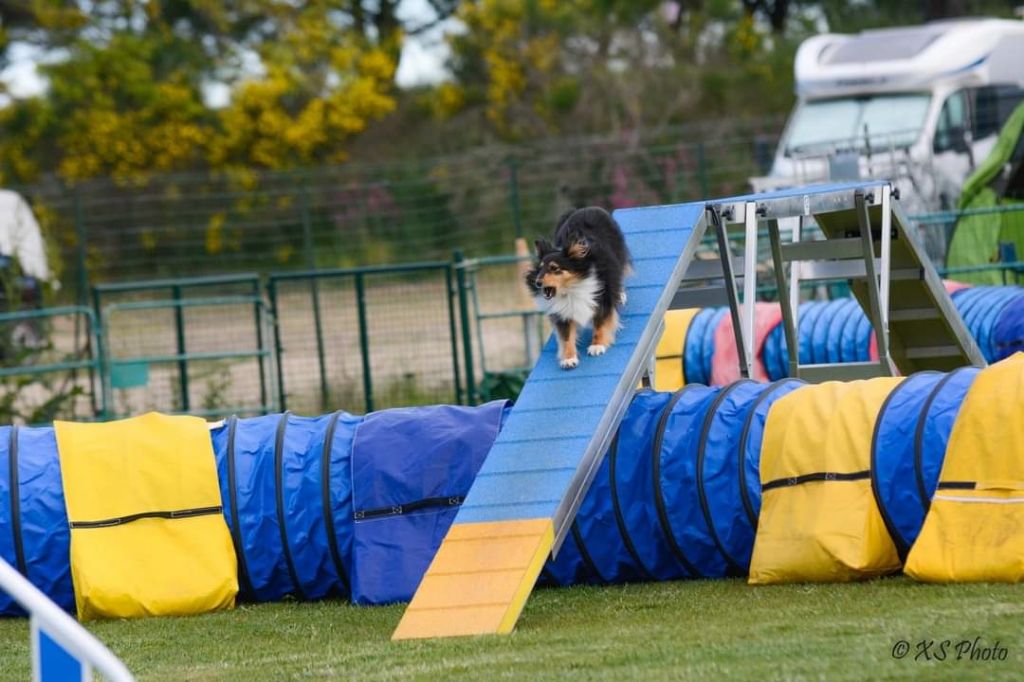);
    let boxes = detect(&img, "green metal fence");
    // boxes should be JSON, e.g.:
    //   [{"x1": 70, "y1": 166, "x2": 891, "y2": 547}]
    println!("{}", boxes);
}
[
  {"x1": 267, "y1": 261, "x2": 464, "y2": 414},
  {"x1": 0, "y1": 306, "x2": 100, "y2": 424},
  {"x1": 92, "y1": 274, "x2": 273, "y2": 418},
  {"x1": 5, "y1": 199, "x2": 1024, "y2": 423}
]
